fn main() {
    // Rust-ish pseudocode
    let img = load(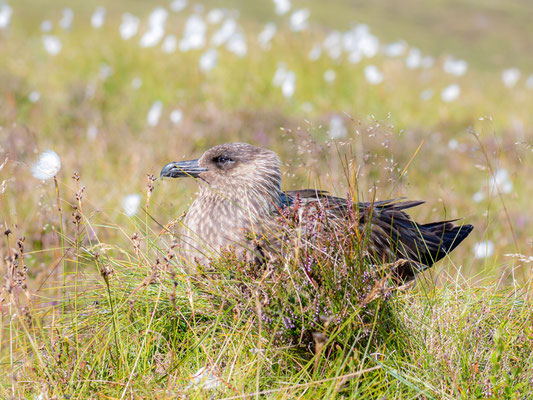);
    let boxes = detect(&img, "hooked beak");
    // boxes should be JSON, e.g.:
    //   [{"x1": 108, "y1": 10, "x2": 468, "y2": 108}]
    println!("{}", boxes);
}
[{"x1": 160, "y1": 159, "x2": 208, "y2": 179}]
